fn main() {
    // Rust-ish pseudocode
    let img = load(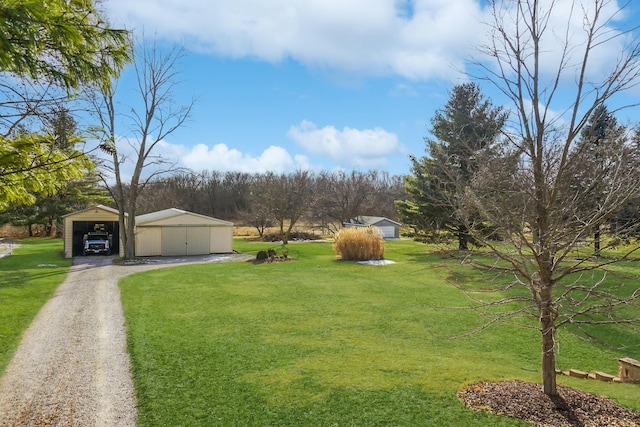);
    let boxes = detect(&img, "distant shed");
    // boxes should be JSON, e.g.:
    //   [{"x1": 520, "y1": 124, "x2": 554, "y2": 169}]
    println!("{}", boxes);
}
[
  {"x1": 62, "y1": 205, "x2": 124, "y2": 258},
  {"x1": 343, "y1": 216, "x2": 401, "y2": 239},
  {"x1": 135, "y1": 208, "x2": 233, "y2": 256}
]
